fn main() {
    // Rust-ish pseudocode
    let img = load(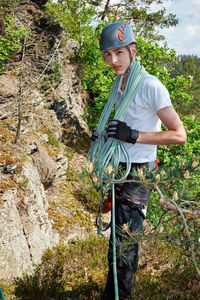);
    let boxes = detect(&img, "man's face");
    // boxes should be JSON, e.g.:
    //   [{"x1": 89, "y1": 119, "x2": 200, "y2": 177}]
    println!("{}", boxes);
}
[{"x1": 104, "y1": 45, "x2": 136, "y2": 75}]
